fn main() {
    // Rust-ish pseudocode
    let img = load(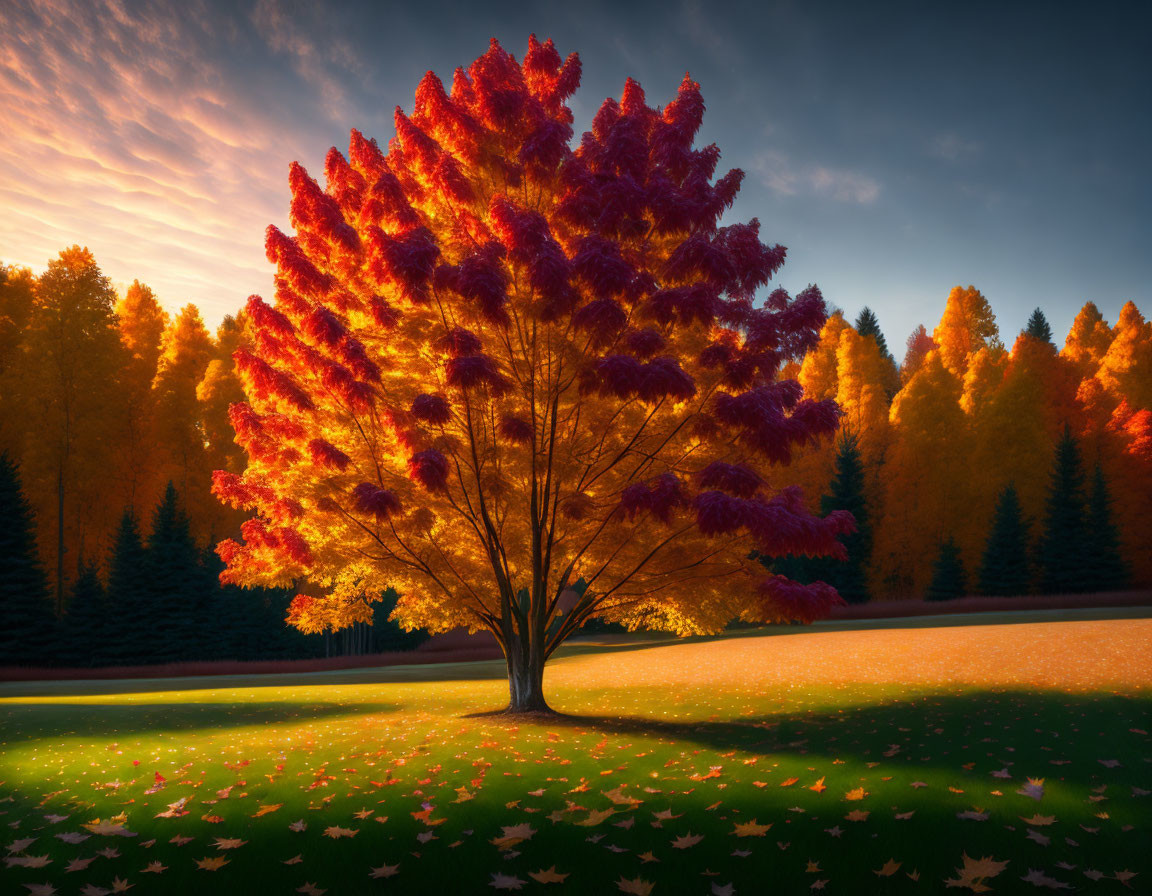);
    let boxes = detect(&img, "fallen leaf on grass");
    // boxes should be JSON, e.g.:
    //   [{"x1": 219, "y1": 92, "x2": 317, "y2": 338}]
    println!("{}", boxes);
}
[
  {"x1": 529, "y1": 867, "x2": 569, "y2": 884},
  {"x1": 671, "y1": 832, "x2": 703, "y2": 849},
  {"x1": 1020, "y1": 869, "x2": 1070, "y2": 889},
  {"x1": 1017, "y1": 779, "x2": 1045, "y2": 801},
  {"x1": 732, "y1": 820, "x2": 771, "y2": 837},
  {"x1": 945, "y1": 853, "x2": 1008, "y2": 892},
  {"x1": 491, "y1": 823, "x2": 535, "y2": 850},
  {"x1": 6, "y1": 855, "x2": 51, "y2": 868}
]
